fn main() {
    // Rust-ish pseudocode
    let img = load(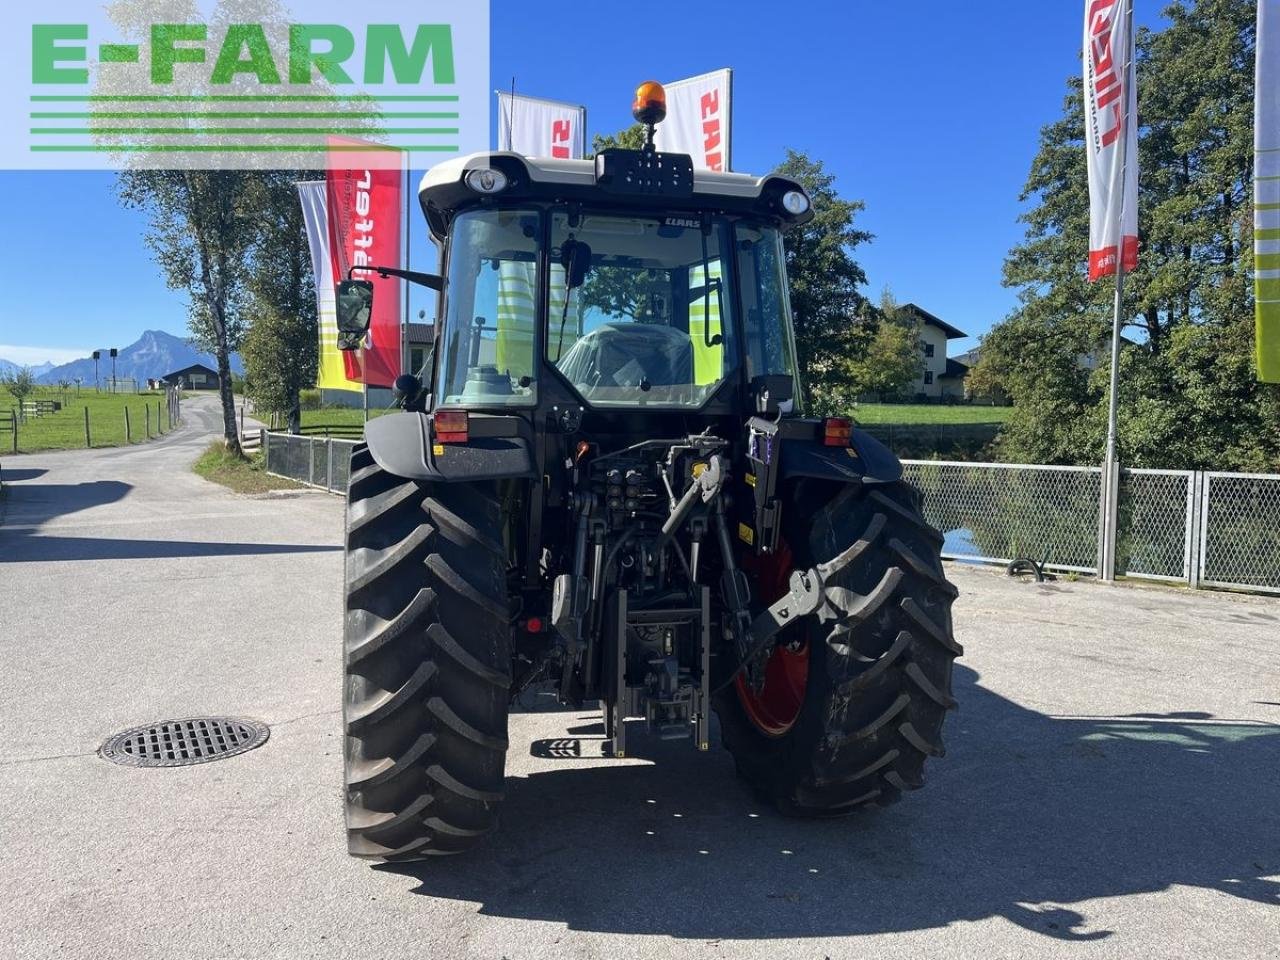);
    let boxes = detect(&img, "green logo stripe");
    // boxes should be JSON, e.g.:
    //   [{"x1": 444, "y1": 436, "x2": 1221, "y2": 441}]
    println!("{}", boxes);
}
[
  {"x1": 30, "y1": 94, "x2": 459, "y2": 102},
  {"x1": 1258, "y1": 228, "x2": 1280, "y2": 242},
  {"x1": 32, "y1": 111, "x2": 457, "y2": 119},
  {"x1": 30, "y1": 144, "x2": 458, "y2": 152},
  {"x1": 32, "y1": 127, "x2": 458, "y2": 136},
  {"x1": 1259, "y1": 253, "x2": 1280, "y2": 271}
]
